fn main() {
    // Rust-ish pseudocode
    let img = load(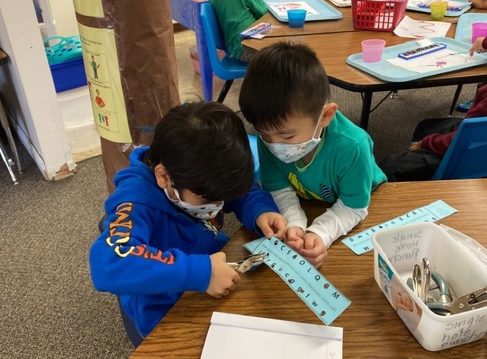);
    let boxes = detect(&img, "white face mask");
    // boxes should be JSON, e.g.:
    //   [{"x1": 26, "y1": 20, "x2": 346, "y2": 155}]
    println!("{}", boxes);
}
[
  {"x1": 164, "y1": 188, "x2": 223, "y2": 220},
  {"x1": 261, "y1": 106, "x2": 326, "y2": 163}
]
